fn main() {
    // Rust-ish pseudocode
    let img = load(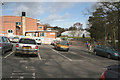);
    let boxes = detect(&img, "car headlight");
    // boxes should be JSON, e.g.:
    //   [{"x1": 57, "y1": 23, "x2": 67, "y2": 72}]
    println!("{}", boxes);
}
[{"x1": 114, "y1": 53, "x2": 119, "y2": 56}]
